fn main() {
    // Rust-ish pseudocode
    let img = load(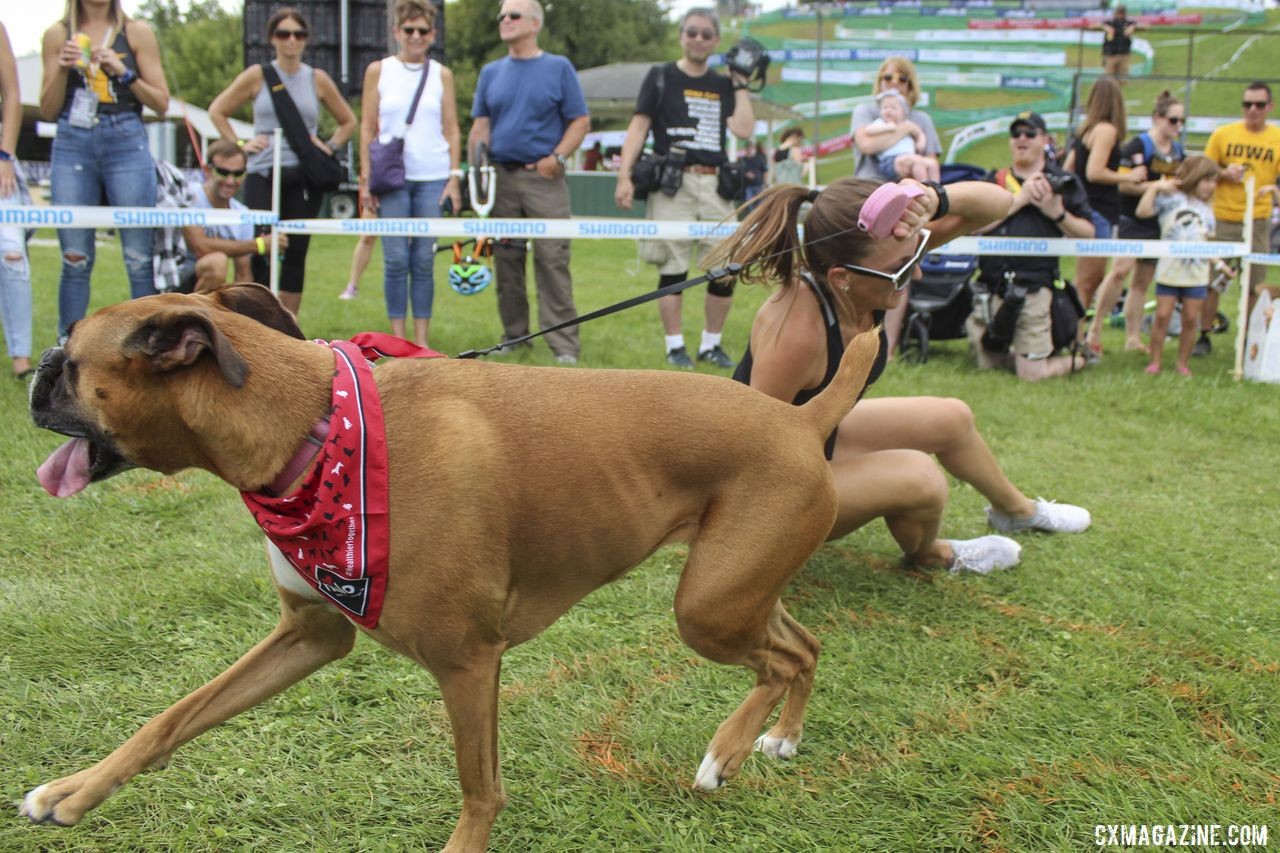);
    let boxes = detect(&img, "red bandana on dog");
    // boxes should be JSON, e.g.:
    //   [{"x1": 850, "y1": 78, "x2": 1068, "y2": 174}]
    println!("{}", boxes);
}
[{"x1": 241, "y1": 335, "x2": 444, "y2": 627}]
